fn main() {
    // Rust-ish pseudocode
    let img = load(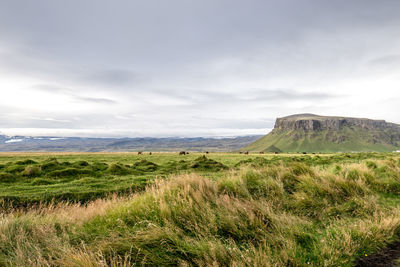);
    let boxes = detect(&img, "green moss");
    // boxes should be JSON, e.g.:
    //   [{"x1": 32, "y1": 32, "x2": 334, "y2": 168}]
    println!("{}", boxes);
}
[
  {"x1": 107, "y1": 163, "x2": 131, "y2": 175},
  {"x1": 5, "y1": 164, "x2": 25, "y2": 173},
  {"x1": 132, "y1": 159, "x2": 158, "y2": 172},
  {"x1": 189, "y1": 156, "x2": 228, "y2": 171},
  {"x1": 21, "y1": 166, "x2": 42, "y2": 177},
  {"x1": 73, "y1": 160, "x2": 90, "y2": 167},
  {"x1": 15, "y1": 159, "x2": 38, "y2": 165},
  {"x1": 40, "y1": 159, "x2": 61, "y2": 171},
  {"x1": 92, "y1": 162, "x2": 108, "y2": 171},
  {"x1": 0, "y1": 172, "x2": 15, "y2": 183},
  {"x1": 31, "y1": 178, "x2": 54, "y2": 185},
  {"x1": 47, "y1": 168, "x2": 93, "y2": 178}
]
